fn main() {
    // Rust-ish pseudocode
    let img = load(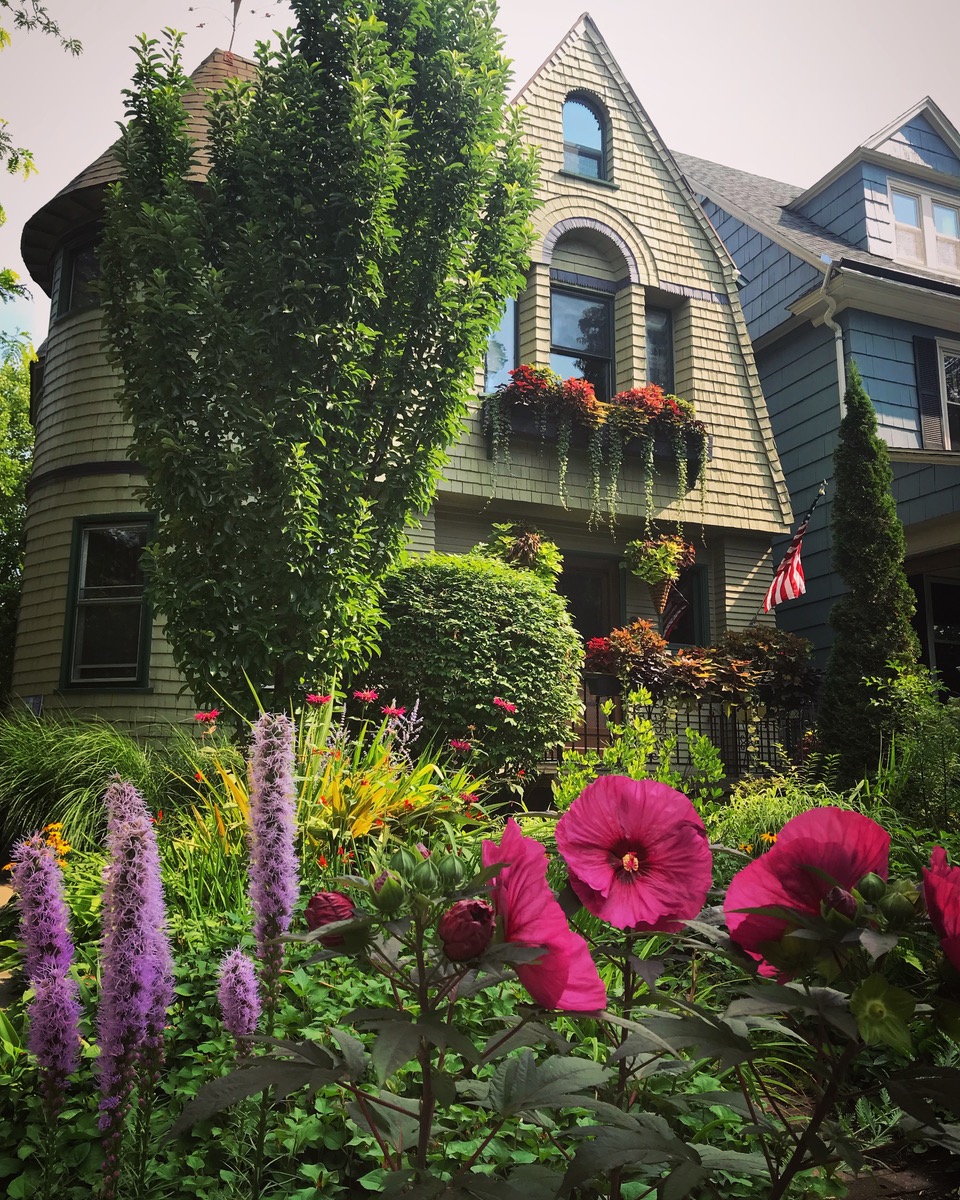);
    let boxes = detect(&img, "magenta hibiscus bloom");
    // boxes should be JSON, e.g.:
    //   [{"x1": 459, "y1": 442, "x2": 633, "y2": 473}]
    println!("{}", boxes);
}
[
  {"x1": 555, "y1": 776, "x2": 712, "y2": 932},
  {"x1": 923, "y1": 847, "x2": 960, "y2": 971},
  {"x1": 725, "y1": 807, "x2": 890, "y2": 977},
  {"x1": 482, "y1": 819, "x2": 606, "y2": 1012}
]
